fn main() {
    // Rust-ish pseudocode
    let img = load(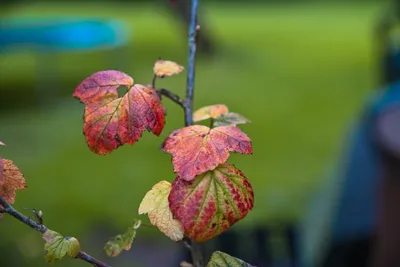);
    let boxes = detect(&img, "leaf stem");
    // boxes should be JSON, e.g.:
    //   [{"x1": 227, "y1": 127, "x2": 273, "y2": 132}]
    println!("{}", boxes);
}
[
  {"x1": 210, "y1": 118, "x2": 215, "y2": 128},
  {"x1": 140, "y1": 221, "x2": 157, "y2": 229},
  {"x1": 0, "y1": 196, "x2": 111, "y2": 267}
]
